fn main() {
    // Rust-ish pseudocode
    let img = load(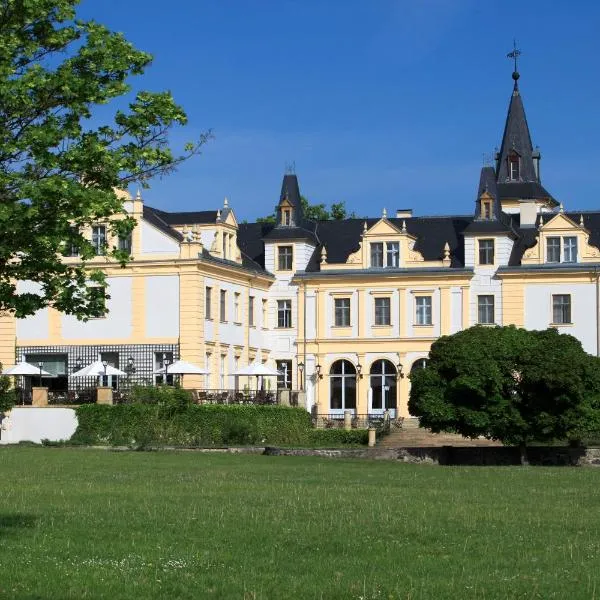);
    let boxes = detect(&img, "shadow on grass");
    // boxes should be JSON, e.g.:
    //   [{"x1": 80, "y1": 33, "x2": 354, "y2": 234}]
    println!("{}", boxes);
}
[{"x1": 0, "y1": 513, "x2": 37, "y2": 536}]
